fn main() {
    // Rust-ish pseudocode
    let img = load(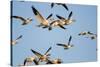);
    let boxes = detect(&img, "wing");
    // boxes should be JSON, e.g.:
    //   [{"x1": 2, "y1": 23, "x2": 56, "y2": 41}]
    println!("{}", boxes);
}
[
  {"x1": 46, "y1": 59, "x2": 53, "y2": 64},
  {"x1": 68, "y1": 36, "x2": 72, "y2": 45},
  {"x1": 46, "y1": 13, "x2": 53, "y2": 20},
  {"x1": 31, "y1": 49, "x2": 43, "y2": 58},
  {"x1": 57, "y1": 43, "x2": 66, "y2": 47},
  {"x1": 16, "y1": 35, "x2": 22, "y2": 40},
  {"x1": 62, "y1": 4, "x2": 68, "y2": 11},
  {"x1": 68, "y1": 11, "x2": 73, "y2": 20},
  {"x1": 56, "y1": 15, "x2": 66, "y2": 20},
  {"x1": 33, "y1": 59, "x2": 39, "y2": 65},
  {"x1": 31, "y1": 6, "x2": 47, "y2": 24},
  {"x1": 12, "y1": 16, "x2": 25, "y2": 21},
  {"x1": 51, "y1": 3, "x2": 54, "y2": 8},
  {"x1": 23, "y1": 59, "x2": 27, "y2": 66},
  {"x1": 44, "y1": 47, "x2": 52, "y2": 55},
  {"x1": 58, "y1": 24, "x2": 66, "y2": 30}
]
